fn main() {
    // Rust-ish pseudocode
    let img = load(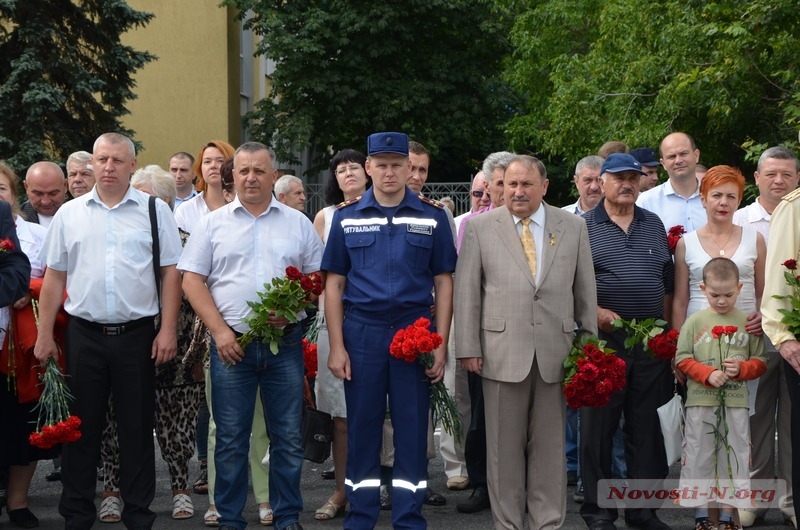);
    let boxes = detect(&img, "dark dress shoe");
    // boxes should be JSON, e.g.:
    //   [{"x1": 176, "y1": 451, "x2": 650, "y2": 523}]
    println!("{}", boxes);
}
[
  {"x1": 424, "y1": 487, "x2": 446, "y2": 506},
  {"x1": 282, "y1": 524, "x2": 304, "y2": 530},
  {"x1": 588, "y1": 521, "x2": 617, "y2": 530},
  {"x1": 456, "y1": 486, "x2": 490, "y2": 514},
  {"x1": 45, "y1": 468, "x2": 62, "y2": 482},
  {"x1": 8, "y1": 507, "x2": 40, "y2": 529},
  {"x1": 624, "y1": 513, "x2": 671, "y2": 530},
  {"x1": 321, "y1": 468, "x2": 335, "y2": 480}
]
